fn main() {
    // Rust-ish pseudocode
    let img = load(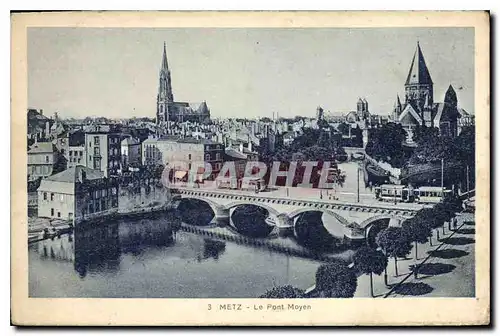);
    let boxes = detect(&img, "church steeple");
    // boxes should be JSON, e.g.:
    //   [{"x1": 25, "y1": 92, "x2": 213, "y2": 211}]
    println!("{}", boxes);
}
[
  {"x1": 161, "y1": 42, "x2": 169, "y2": 71},
  {"x1": 405, "y1": 41, "x2": 433, "y2": 86},
  {"x1": 157, "y1": 42, "x2": 174, "y2": 125},
  {"x1": 393, "y1": 94, "x2": 402, "y2": 120},
  {"x1": 404, "y1": 41, "x2": 434, "y2": 112}
]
